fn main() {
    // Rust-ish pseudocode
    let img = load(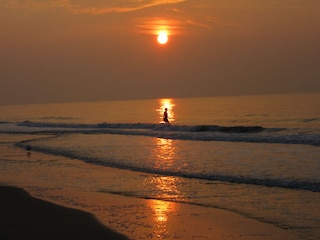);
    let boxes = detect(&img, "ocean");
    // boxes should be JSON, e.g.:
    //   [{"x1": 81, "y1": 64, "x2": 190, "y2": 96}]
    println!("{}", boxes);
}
[{"x1": 0, "y1": 93, "x2": 319, "y2": 240}]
